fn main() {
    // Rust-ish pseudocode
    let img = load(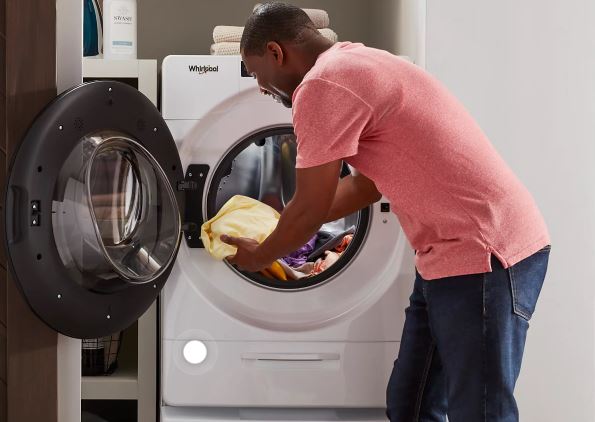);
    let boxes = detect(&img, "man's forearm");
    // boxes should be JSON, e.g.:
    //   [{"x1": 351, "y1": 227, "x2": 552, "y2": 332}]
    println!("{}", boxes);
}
[
  {"x1": 253, "y1": 172, "x2": 381, "y2": 265},
  {"x1": 324, "y1": 175, "x2": 382, "y2": 223},
  {"x1": 255, "y1": 199, "x2": 323, "y2": 264}
]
